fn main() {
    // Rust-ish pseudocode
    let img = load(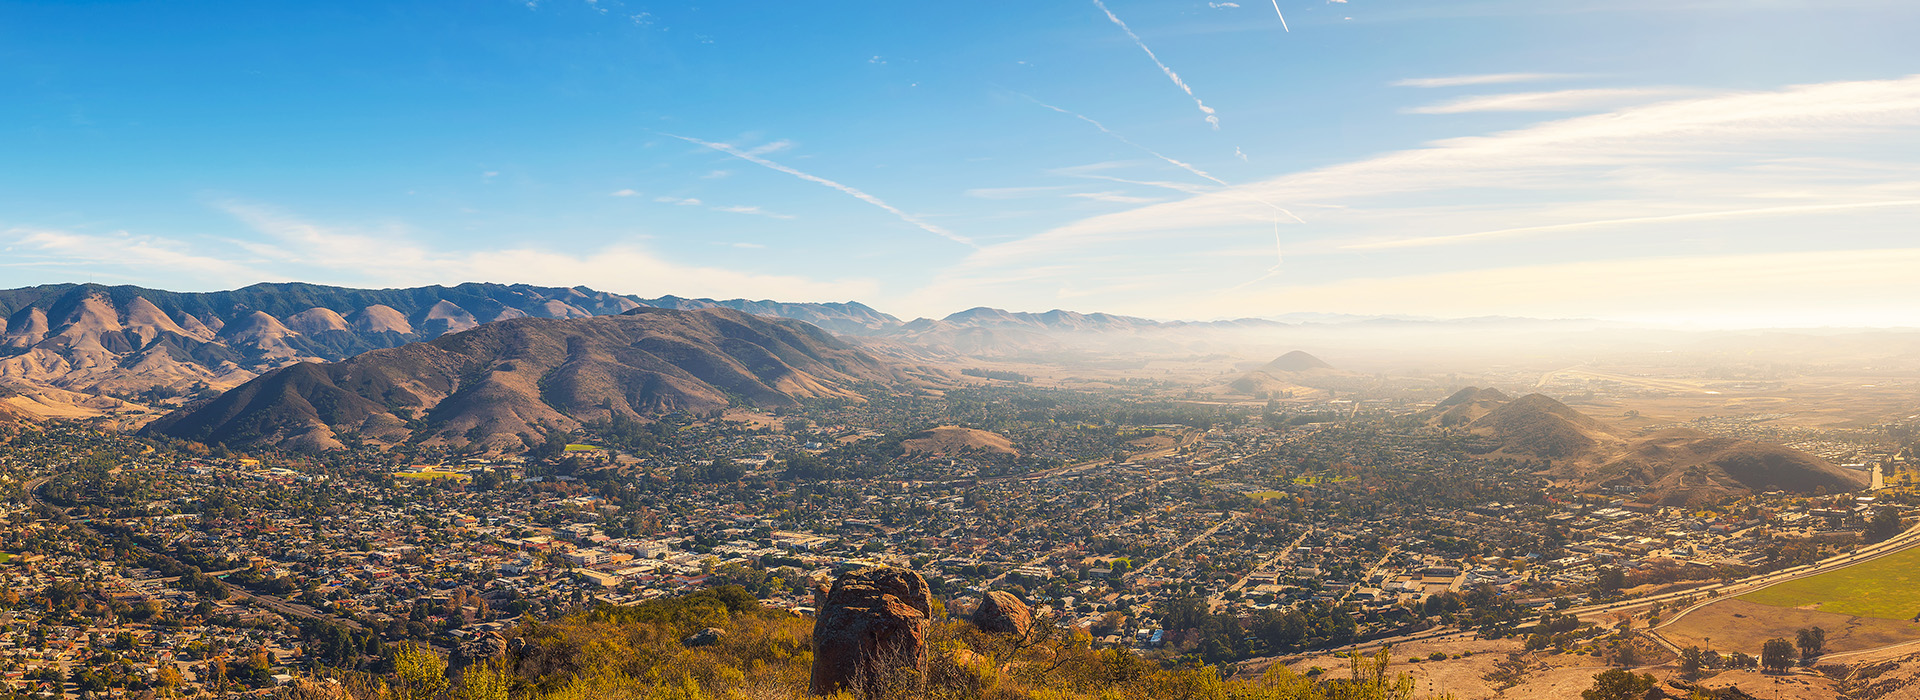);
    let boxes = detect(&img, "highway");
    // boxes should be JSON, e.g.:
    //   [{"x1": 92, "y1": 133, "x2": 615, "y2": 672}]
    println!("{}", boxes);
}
[{"x1": 1307, "y1": 519, "x2": 1920, "y2": 659}]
